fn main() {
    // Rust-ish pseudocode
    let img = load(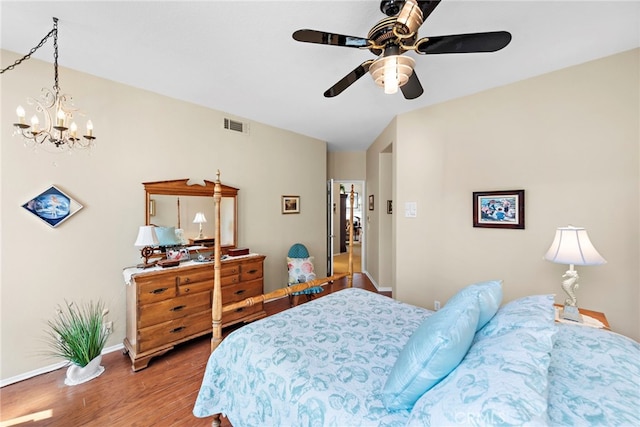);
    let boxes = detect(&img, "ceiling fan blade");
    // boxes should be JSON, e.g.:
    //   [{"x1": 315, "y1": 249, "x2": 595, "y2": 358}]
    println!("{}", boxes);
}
[
  {"x1": 324, "y1": 60, "x2": 374, "y2": 98},
  {"x1": 416, "y1": 31, "x2": 512, "y2": 54},
  {"x1": 401, "y1": 72, "x2": 424, "y2": 100},
  {"x1": 293, "y1": 29, "x2": 370, "y2": 48},
  {"x1": 417, "y1": 0, "x2": 441, "y2": 20}
]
